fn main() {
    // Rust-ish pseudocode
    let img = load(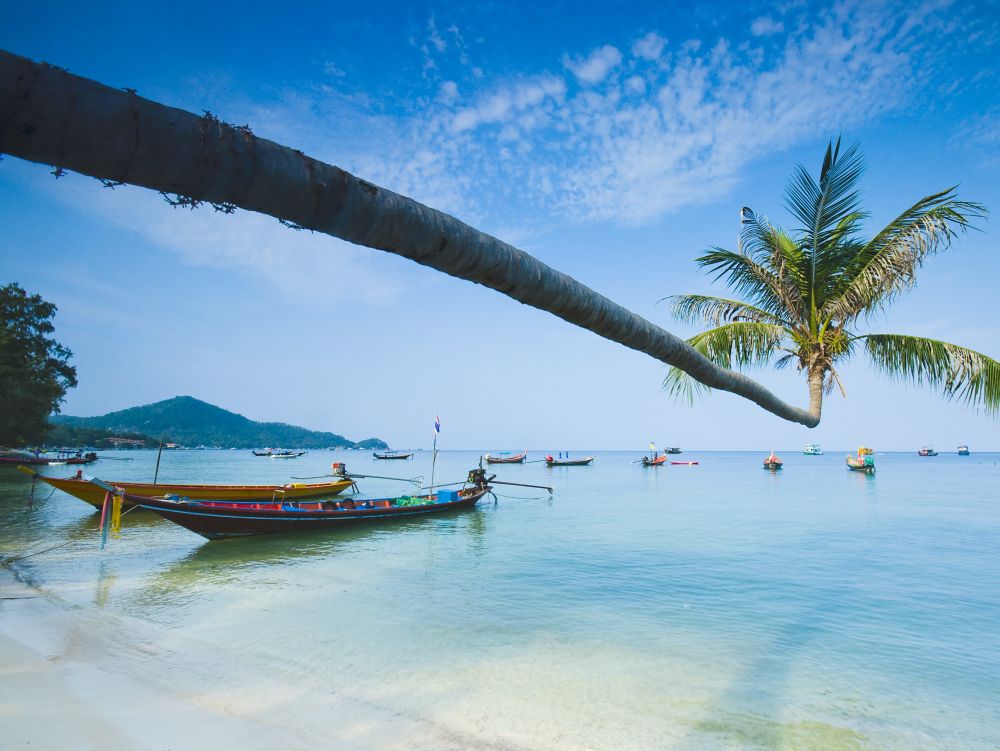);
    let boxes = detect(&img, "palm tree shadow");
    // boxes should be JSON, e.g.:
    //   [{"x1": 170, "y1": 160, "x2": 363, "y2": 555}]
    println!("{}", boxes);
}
[{"x1": 666, "y1": 580, "x2": 868, "y2": 749}]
